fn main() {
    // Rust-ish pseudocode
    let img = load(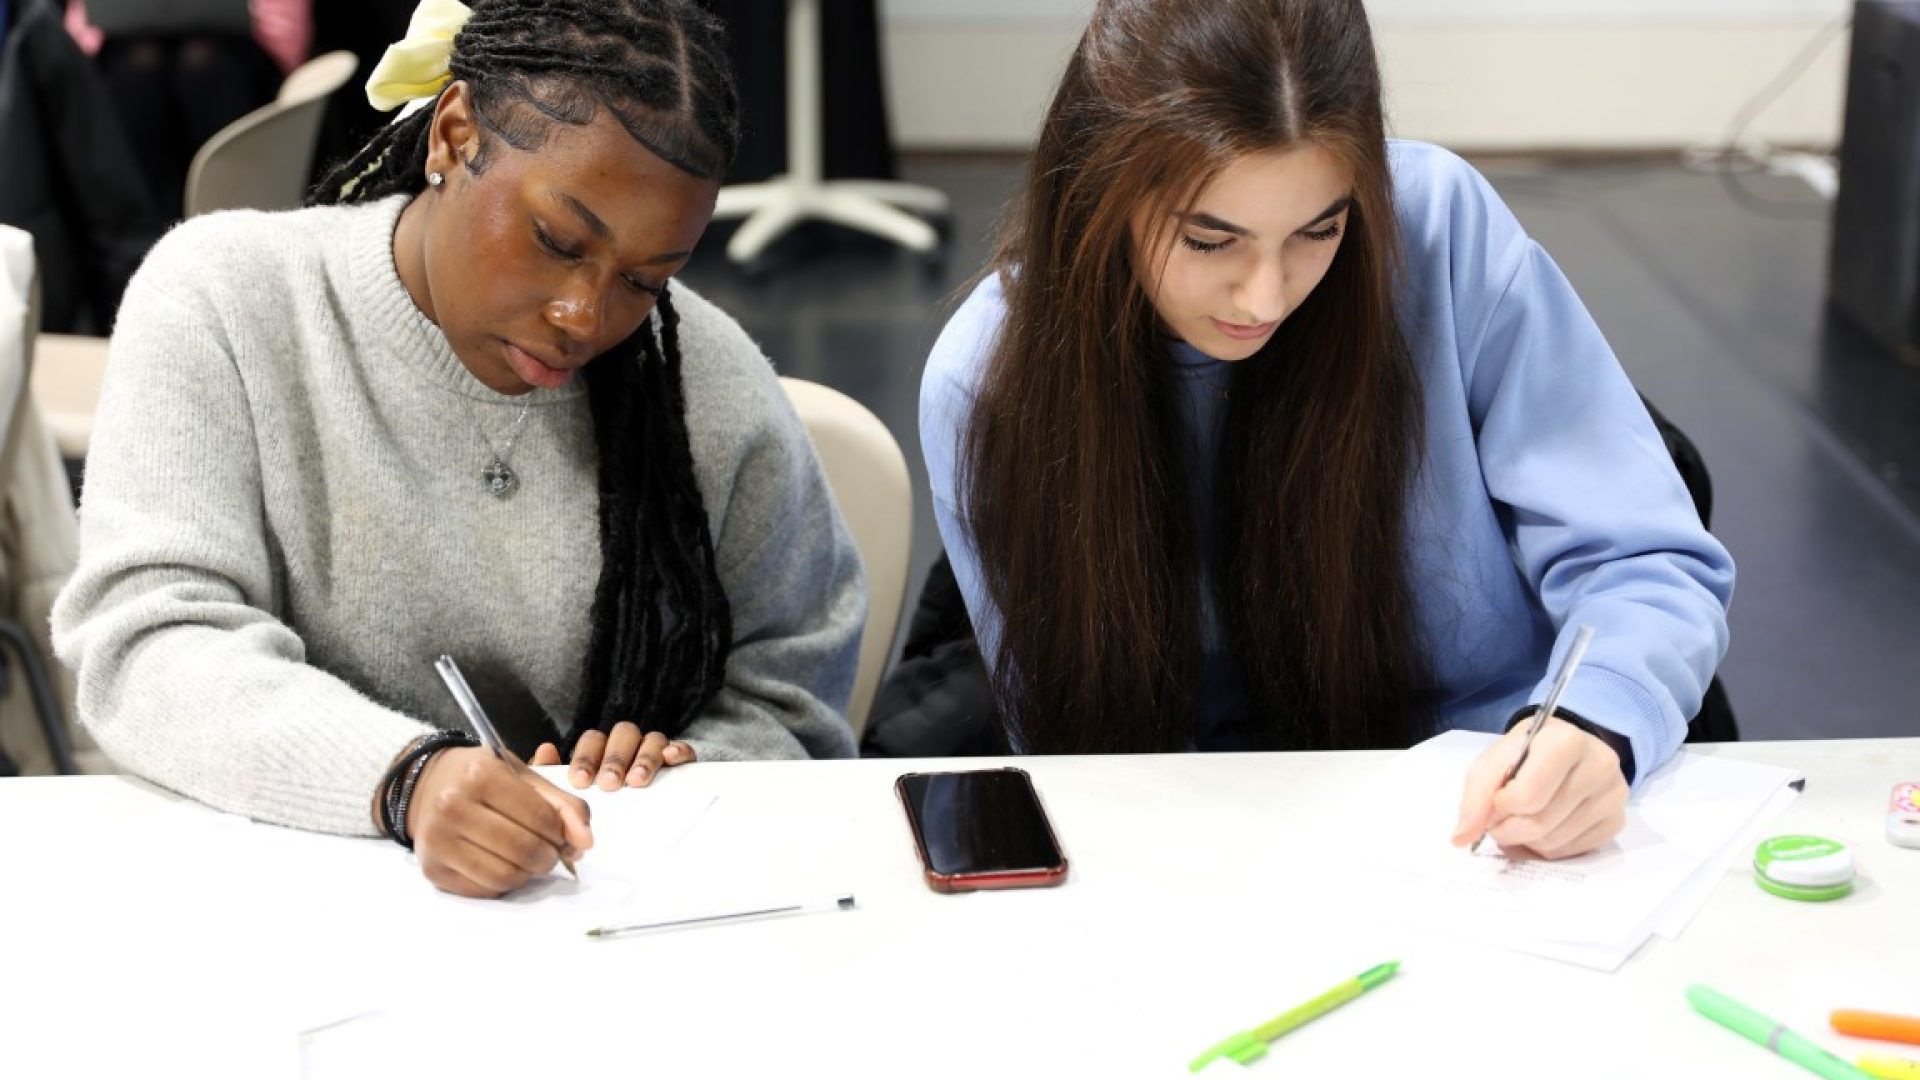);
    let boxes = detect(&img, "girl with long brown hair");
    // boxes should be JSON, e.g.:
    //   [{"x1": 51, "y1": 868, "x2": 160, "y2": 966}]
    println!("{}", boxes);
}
[{"x1": 920, "y1": 0, "x2": 1735, "y2": 860}]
